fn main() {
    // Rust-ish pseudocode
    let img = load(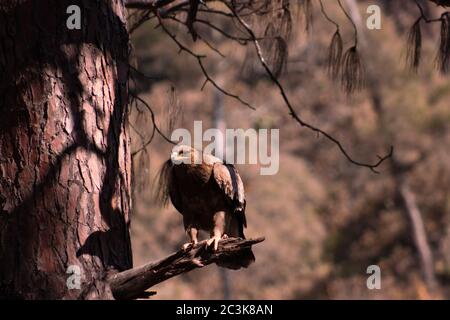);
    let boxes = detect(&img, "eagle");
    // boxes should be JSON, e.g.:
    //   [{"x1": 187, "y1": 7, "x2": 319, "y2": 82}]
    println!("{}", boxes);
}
[{"x1": 156, "y1": 145, "x2": 255, "y2": 269}]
